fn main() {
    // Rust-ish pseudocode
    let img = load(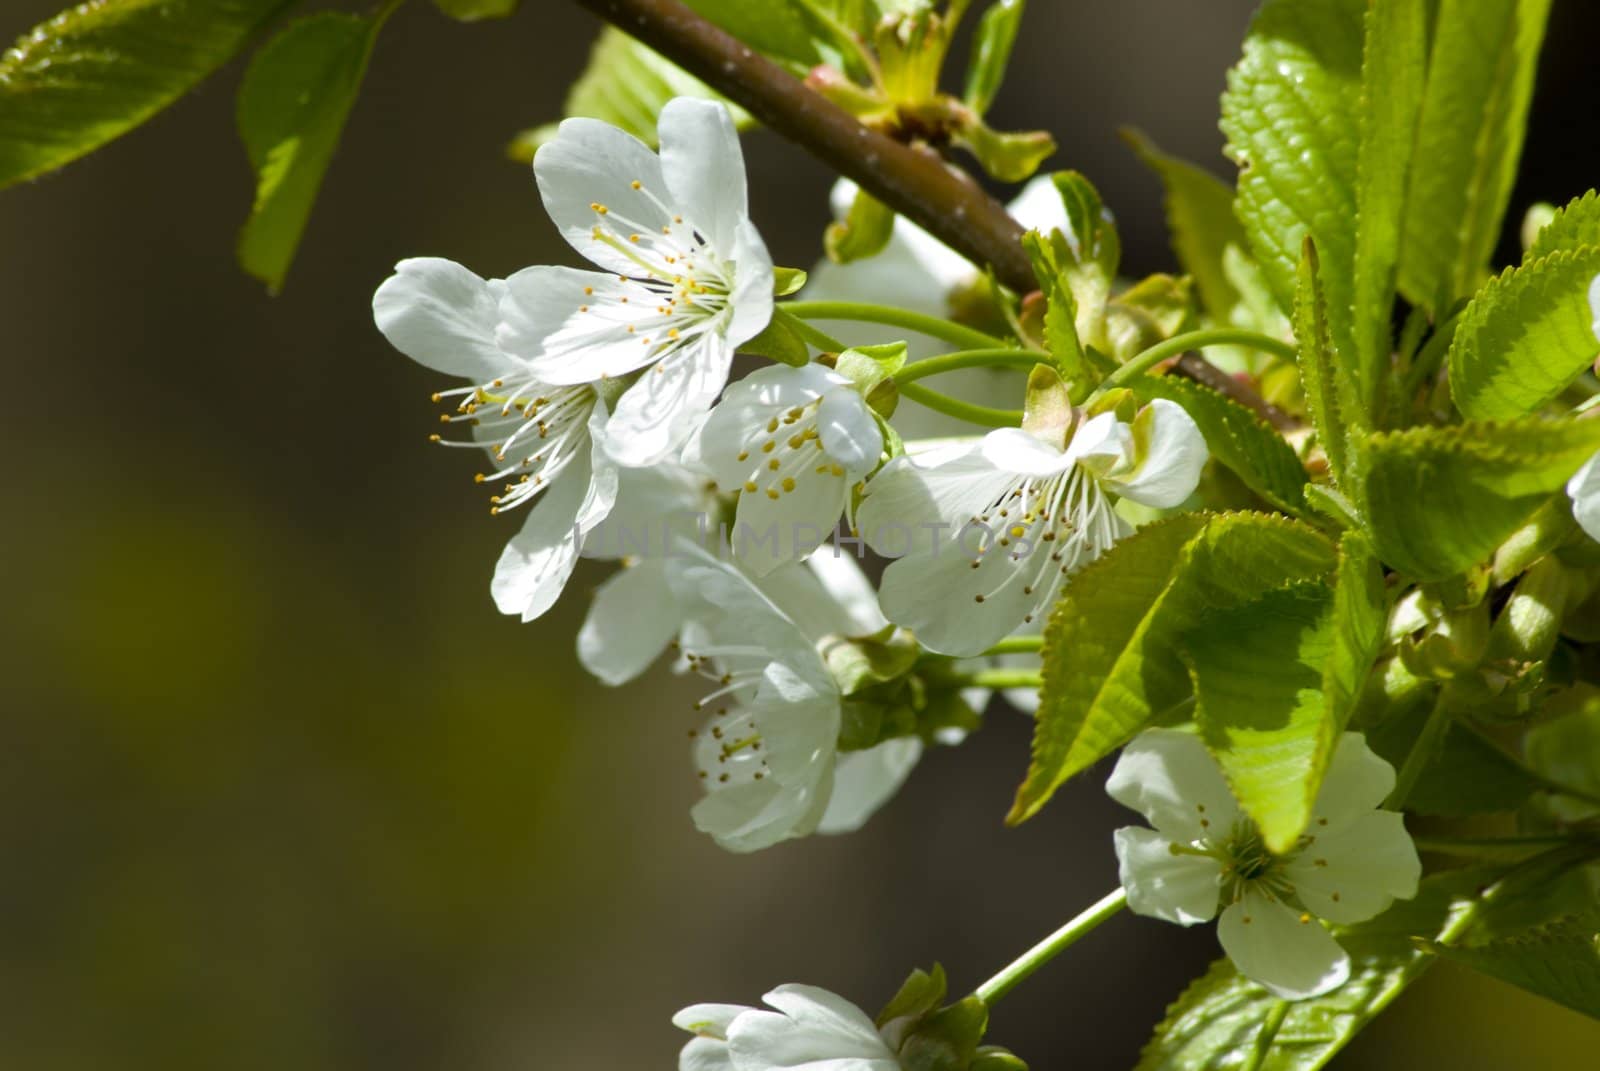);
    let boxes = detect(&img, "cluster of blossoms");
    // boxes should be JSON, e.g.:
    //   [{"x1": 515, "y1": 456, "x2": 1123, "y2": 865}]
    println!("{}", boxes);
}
[{"x1": 373, "y1": 96, "x2": 1466, "y2": 1063}]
